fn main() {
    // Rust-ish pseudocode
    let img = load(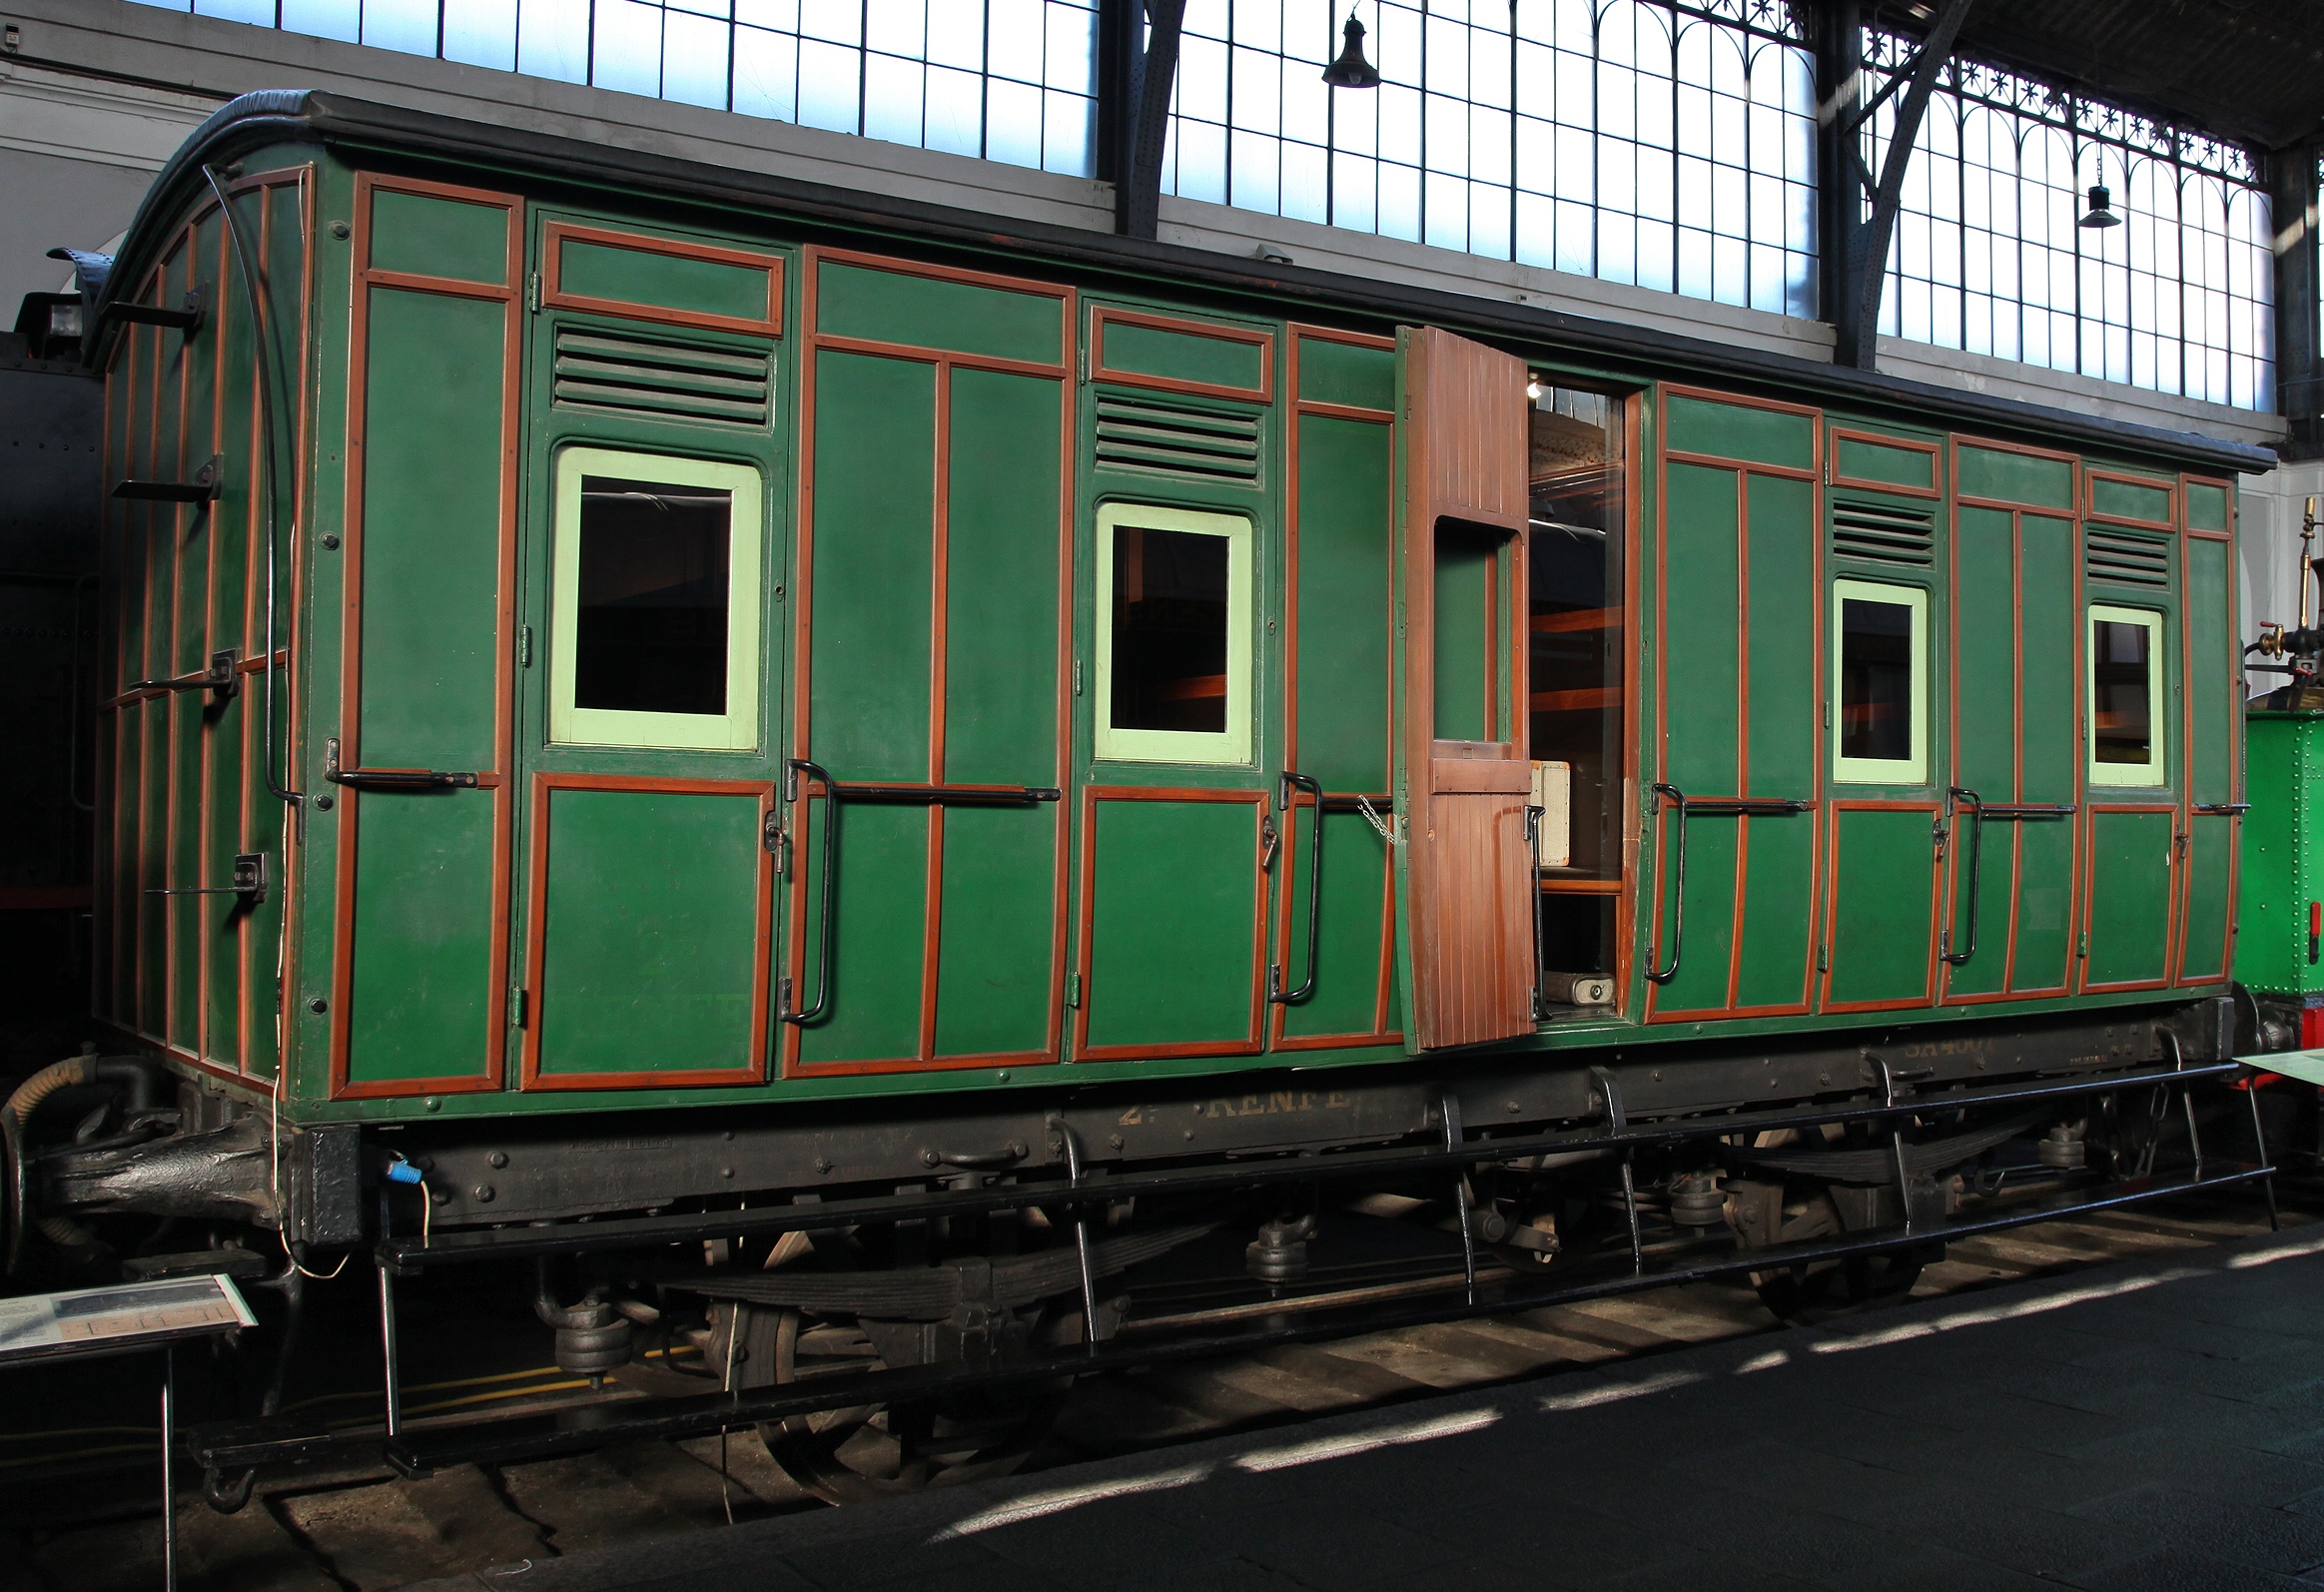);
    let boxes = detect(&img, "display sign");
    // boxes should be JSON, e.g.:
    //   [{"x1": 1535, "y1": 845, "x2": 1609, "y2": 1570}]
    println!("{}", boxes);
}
[{"x1": 0, "y1": 1274, "x2": 255, "y2": 1364}]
